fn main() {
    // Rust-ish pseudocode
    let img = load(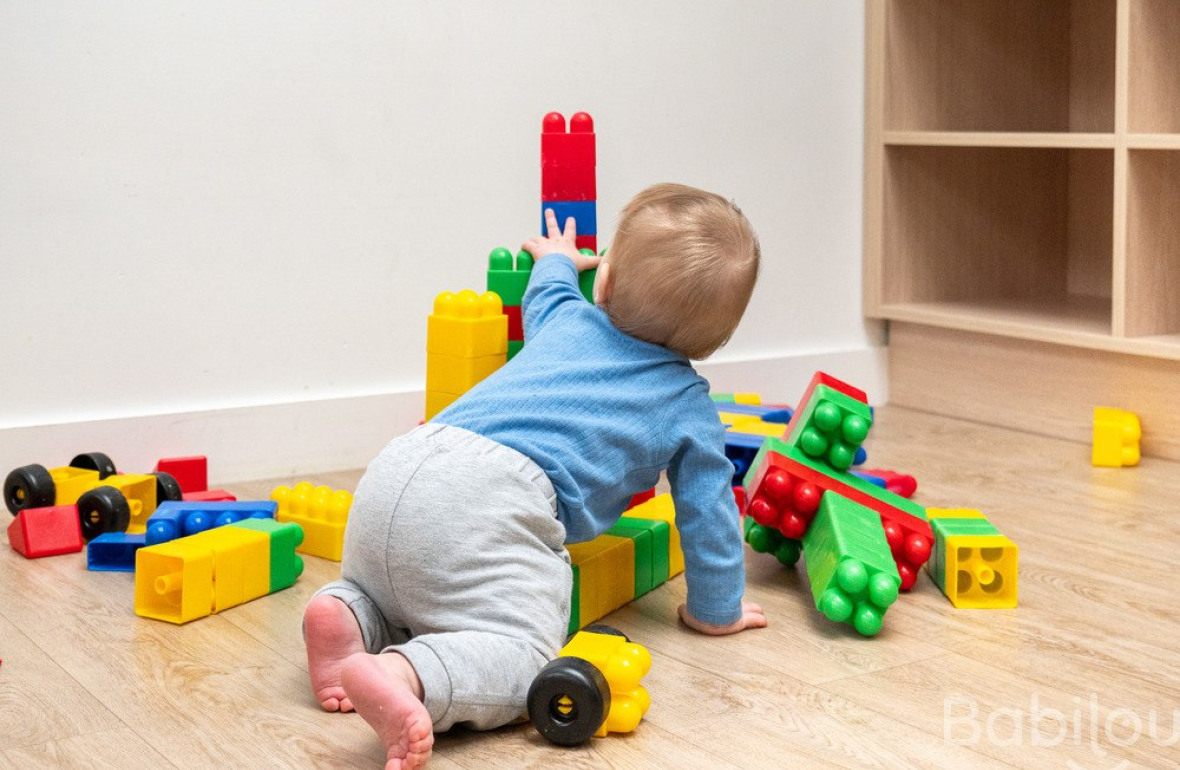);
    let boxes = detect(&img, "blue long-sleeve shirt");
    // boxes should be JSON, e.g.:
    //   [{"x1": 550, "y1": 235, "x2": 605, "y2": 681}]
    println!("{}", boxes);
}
[{"x1": 435, "y1": 254, "x2": 744, "y2": 626}]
